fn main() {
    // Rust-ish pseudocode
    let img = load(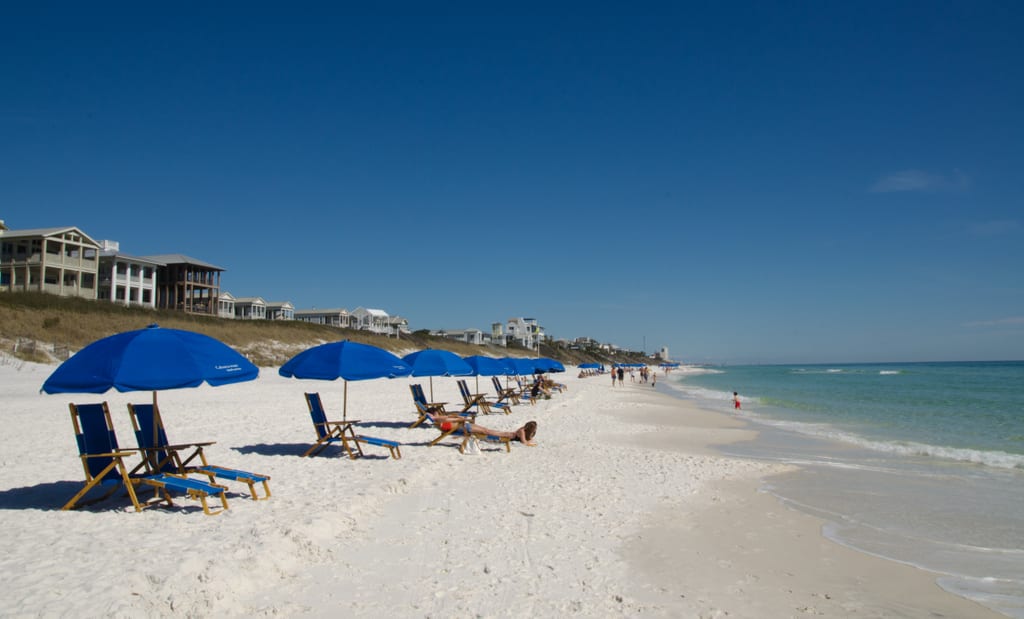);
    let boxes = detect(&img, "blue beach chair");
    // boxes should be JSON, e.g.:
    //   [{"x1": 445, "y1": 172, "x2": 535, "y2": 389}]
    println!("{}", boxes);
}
[
  {"x1": 127, "y1": 403, "x2": 271, "y2": 501},
  {"x1": 64, "y1": 402, "x2": 229, "y2": 515},
  {"x1": 457, "y1": 379, "x2": 511, "y2": 415},
  {"x1": 304, "y1": 393, "x2": 402, "y2": 459}
]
